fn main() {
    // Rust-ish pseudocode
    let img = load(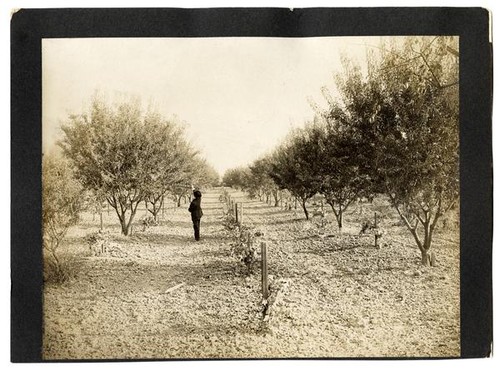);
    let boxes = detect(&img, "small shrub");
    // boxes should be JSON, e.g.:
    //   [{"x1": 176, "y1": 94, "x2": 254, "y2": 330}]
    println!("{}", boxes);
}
[
  {"x1": 219, "y1": 190, "x2": 231, "y2": 204},
  {"x1": 230, "y1": 229, "x2": 257, "y2": 274},
  {"x1": 222, "y1": 211, "x2": 238, "y2": 230},
  {"x1": 85, "y1": 230, "x2": 110, "y2": 256},
  {"x1": 359, "y1": 220, "x2": 375, "y2": 234},
  {"x1": 140, "y1": 216, "x2": 158, "y2": 231},
  {"x1": 43, "y1": 253, "x2": 81, "y2": 284}
]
